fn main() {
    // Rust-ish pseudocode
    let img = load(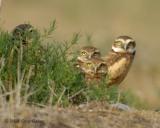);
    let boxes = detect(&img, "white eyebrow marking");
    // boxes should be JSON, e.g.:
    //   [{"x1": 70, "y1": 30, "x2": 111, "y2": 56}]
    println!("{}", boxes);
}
[
  {"x1": 112, "y1": 46, "x2": 125, "y2": 53},
  {"x1": 115, "y1": 39, "x2": 124, "y2": 43}
]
